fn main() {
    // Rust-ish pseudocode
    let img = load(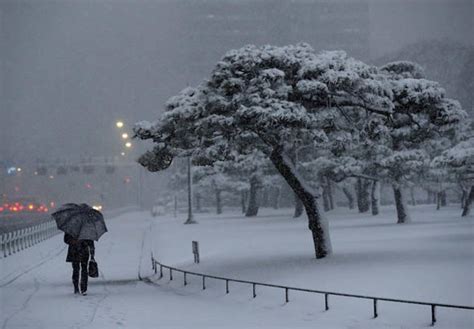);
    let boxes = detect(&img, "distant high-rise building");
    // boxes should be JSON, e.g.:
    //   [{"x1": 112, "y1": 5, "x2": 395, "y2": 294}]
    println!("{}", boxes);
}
[{"x1": 167, "y1": 0, "x2": 370, "y2": 84}]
